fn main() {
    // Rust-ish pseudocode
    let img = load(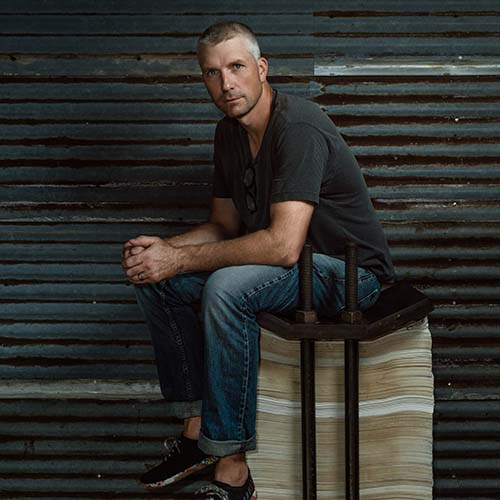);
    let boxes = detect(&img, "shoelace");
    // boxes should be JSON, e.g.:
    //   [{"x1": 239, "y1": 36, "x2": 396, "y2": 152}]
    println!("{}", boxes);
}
[
  {"x1": 162, "y1": 436, "x2": 181, "y2": 460},
  {"x1": 195, "y1": 483, "x2": 230, "y2": 500}
]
